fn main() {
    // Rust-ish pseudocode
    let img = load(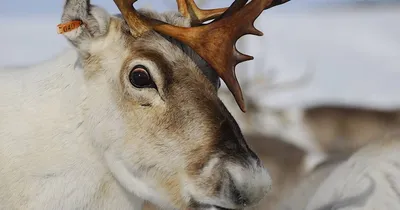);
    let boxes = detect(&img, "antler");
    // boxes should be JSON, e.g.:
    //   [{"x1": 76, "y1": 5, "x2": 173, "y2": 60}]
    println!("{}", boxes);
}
[{"x1": 113, "y1": 0, "x2": 291, "y2": 112}]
